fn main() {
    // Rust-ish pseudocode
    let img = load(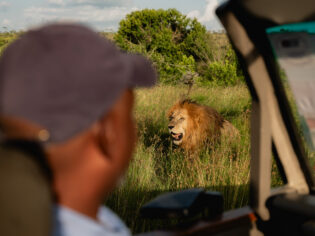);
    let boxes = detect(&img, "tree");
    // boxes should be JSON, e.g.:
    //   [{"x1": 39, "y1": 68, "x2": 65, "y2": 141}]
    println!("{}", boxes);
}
[{"x1": 114, "y1": 9, "x2": 213, "y2": 84}]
